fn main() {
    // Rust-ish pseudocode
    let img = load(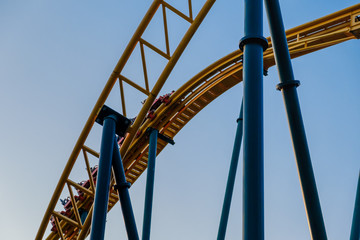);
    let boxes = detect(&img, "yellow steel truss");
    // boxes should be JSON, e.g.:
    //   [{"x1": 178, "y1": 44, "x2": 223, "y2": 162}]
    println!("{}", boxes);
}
[
  {"x1": 36, "y1": 0, "x2": 216, "y2": 239},
  {"x1": 36, "y1": 2, "x2": 360, "y2": 240}
]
